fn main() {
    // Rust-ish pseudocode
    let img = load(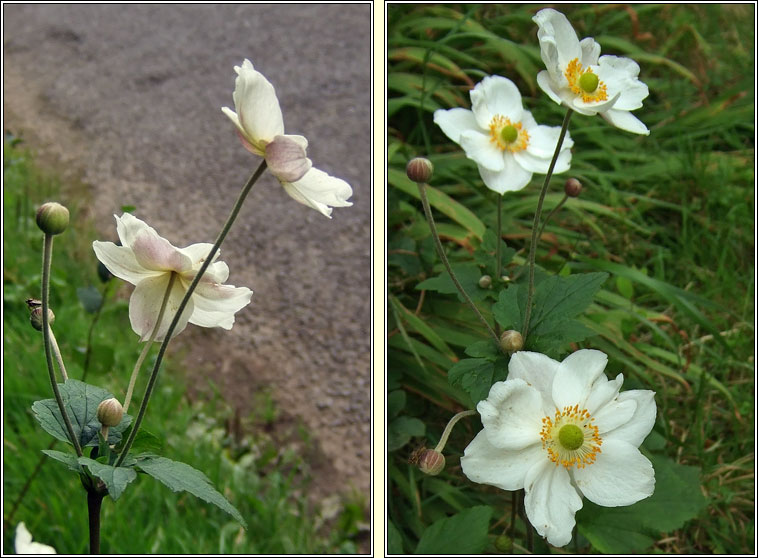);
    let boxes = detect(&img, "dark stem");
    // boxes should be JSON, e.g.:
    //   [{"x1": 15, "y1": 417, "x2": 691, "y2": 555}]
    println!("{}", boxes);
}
[
  {"x1": 115, "y1": 160, "x2": 267, "y2": 467},
  {"x1": 521, "y1": 109, "x2": 573, "y2": 343},
  {"x1": 87, "y1": 486, "x2": 105, "y2": 554},
  {"x1": 537, "y1": 193, "x2": 569, "y2": 240},
  {"x1": 495, "y1": 193, "x2": 503, "y2": 337}
]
